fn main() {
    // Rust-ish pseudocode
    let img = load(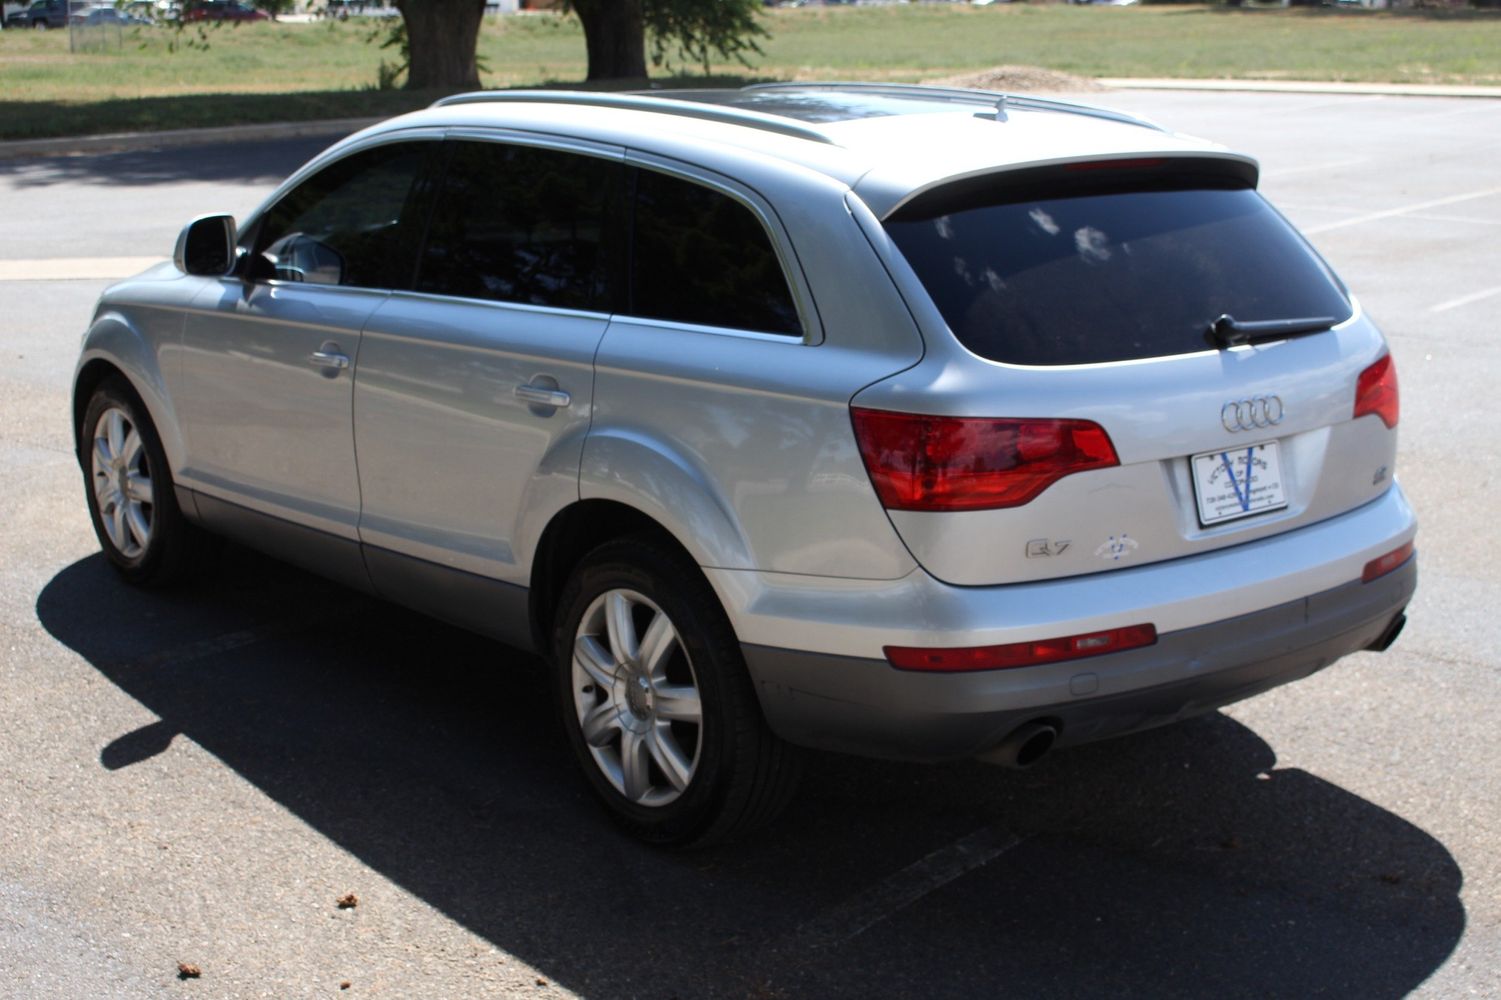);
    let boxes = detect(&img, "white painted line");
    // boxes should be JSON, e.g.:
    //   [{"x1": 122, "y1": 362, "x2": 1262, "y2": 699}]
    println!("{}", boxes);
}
[
  {"x1": 1304, "y1": 186, "x2": 1501, "y2": 235},
  {"x1": 1262, "y1": 157, "x2": 1368, "y2": 180},
  {"x1": 0, "y1": 257, "x2": 162, "y2": 281},
  {"x1": 1431, "y1": 285, "x2": 1501, "y2": 314},
  {"x1": 795, "y1": 826, "x2": 1025, "y2": 948}
]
